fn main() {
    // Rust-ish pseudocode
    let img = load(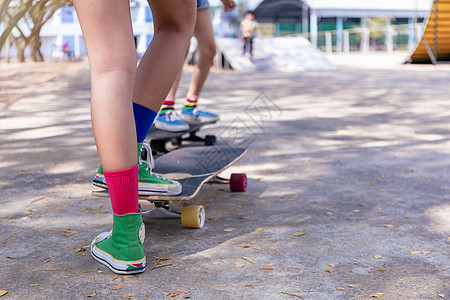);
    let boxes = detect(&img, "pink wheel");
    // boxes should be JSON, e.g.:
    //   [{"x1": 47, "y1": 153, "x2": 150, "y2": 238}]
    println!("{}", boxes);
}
[{"x1": 230, "y1": 173, "x2": 247, "y2": 192}]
